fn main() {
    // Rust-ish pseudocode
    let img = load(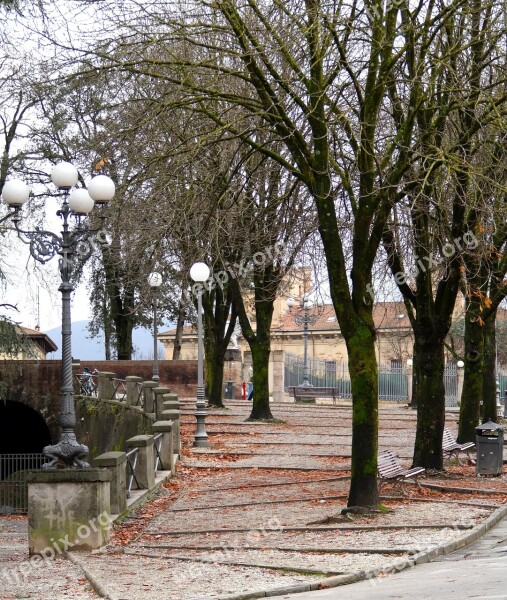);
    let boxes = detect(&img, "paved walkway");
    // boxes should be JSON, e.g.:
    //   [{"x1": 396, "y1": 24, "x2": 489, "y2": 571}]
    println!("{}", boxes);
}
[
  {"x1": 1, "y1": 399, "x2": 506, "y2": 599},
  {"x1": 281, "y1": 513, "x2": 507, "y2": 599}
]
